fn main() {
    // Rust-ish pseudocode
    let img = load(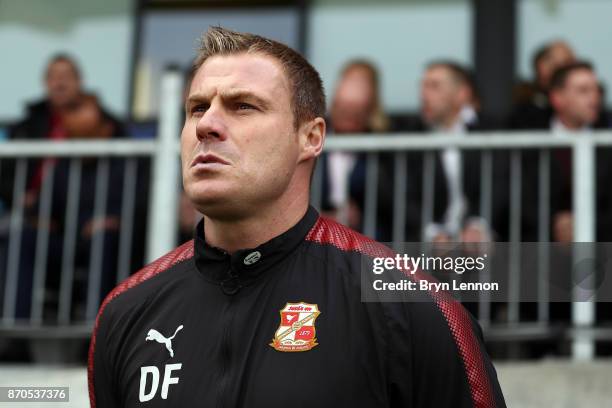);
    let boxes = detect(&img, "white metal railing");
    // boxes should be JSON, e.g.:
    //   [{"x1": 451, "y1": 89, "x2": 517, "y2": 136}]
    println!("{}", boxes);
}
[
  {"x1": 1, "y1": 67, "x2": 610, "y2": 361},
  {"x1": 319, "y1": 131, "x2": 612, "y2": 361},
  {"x1": 145, "y1": 70, "x2": 182, "y2": 264}
]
